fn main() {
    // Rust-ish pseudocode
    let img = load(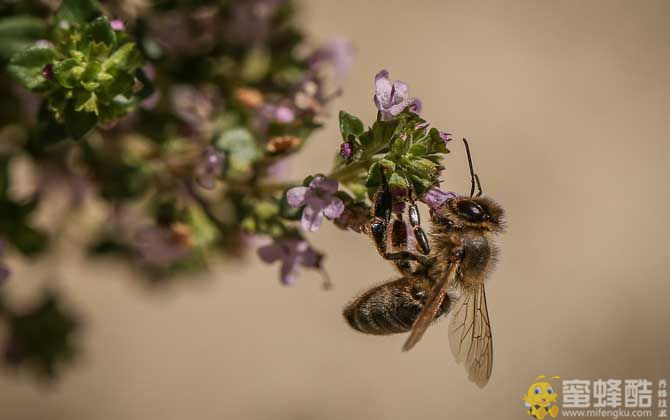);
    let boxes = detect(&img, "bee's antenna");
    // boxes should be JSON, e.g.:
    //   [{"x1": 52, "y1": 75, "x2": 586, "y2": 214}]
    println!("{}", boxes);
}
[{"x1": 463, "y1": 138, "x2": 483, "y2": 197}]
